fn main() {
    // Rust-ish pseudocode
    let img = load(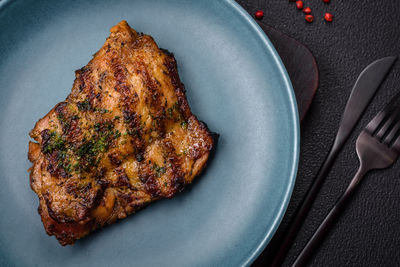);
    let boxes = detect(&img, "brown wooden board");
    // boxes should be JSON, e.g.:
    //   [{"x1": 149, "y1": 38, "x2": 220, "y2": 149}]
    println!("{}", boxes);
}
[{"x1": 258, "y1": 21, "x2": 319, "y2": 122}]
